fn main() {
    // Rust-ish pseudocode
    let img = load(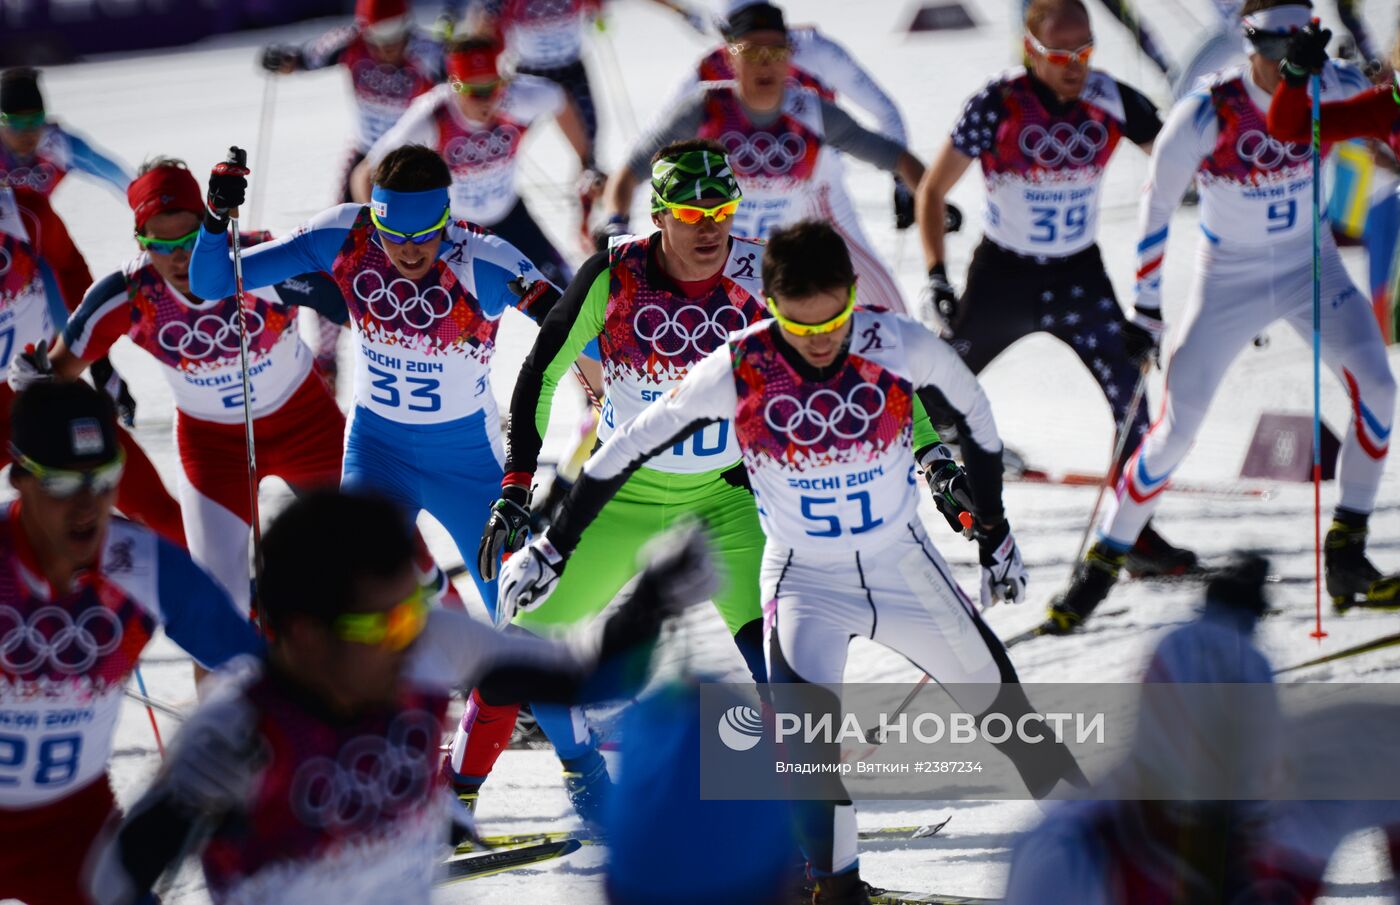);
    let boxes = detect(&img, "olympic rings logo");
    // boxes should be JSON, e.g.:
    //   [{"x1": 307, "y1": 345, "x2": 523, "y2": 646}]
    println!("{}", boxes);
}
[
  {"x1": 719, "y1": 131, "x2": 808, "y2": 176},
  {"x1": 763, "y1": 383, "x2": 887, "y2": 447},
  {"x1": 353, "y1": 62, "x2": 417, "y2": 98},
  {"x1": 352, "y1": 270, "x2": 454, "y2": 329},
  {"x1": 0, "y1": 165, "x2": 56, "y2": 192},
  {"x1": 522, "y1": 0, "x2": 575, "y2": 19},
  {"x1": 289, "y1": 711, "x2": 439, "y2": 832},
  {"x1": 157, "y1": 309, "x2": 265, "y2": 361},
  {"x1": 443, "y1": 125, "x2": 521, "y2": 168},
  {"x1": 0, "y1": 605, "x2": 123, "y2": 675},
  {"x1": 1017, "y1": 121, "x2": 1109, "y2": 167},
  {"x1": 1236, "y1": 130, "x2": 1310, "y2": 170},
  {"x1": 632, "y1": 303, "x2": 747, "y2": 358}
]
